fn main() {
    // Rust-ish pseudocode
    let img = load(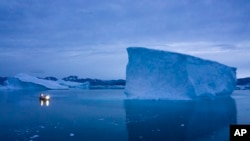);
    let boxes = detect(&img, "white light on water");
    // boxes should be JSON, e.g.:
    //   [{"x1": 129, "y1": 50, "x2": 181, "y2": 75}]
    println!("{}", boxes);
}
[
  {"x1": 46, "y1": 100, "x2": 49, "y2": 106},
  {"x1": 40, "y1": 100, "x2": 44, "y2": 106},
  {"x1": 40, "y1": 100, "x2": 50, "y2": 106}
]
